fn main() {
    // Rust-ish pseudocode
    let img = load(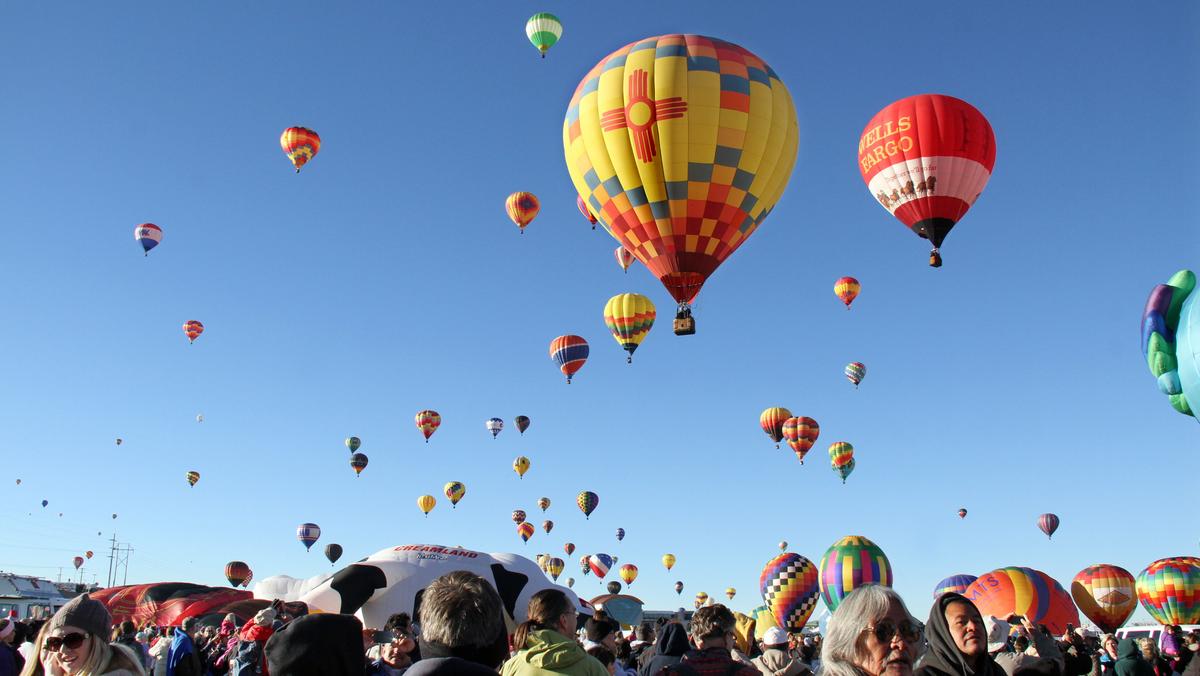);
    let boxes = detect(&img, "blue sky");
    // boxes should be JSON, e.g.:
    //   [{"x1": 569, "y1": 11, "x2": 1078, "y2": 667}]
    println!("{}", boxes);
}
[{"x1": 0, "y1": 1, "x2": 1197, "y2": 626}]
